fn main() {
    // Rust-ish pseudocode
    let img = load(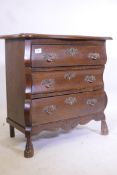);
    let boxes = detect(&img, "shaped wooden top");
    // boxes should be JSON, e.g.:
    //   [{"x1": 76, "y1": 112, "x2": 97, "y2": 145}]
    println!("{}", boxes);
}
[{"x1": 0, "y1": 33, "x2": 112, "y2": 40}]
